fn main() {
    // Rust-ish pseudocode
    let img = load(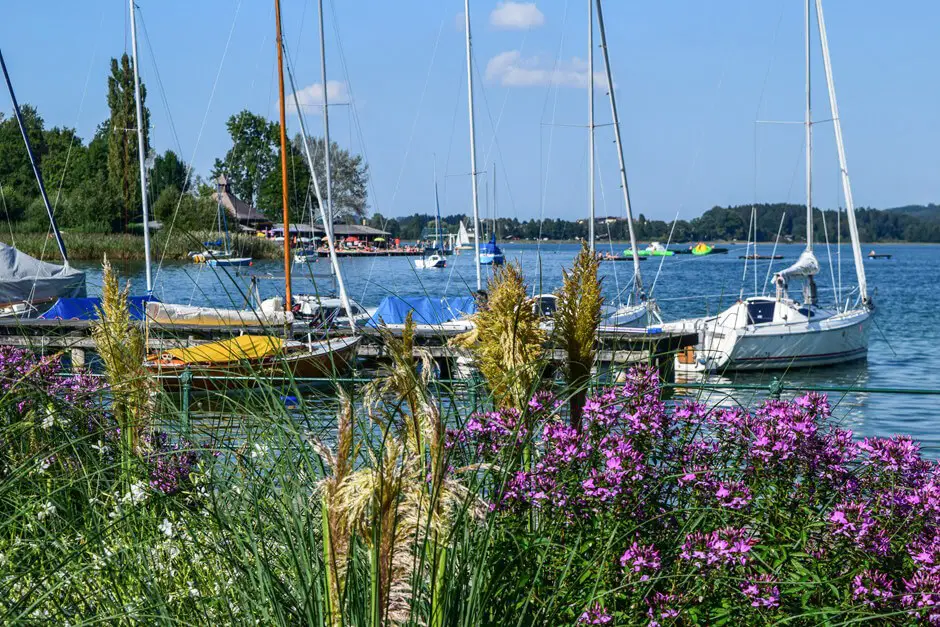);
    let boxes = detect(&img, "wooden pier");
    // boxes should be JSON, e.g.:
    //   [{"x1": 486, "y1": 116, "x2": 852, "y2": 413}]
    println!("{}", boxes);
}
[{"x1": 0, "y1": 318, "x2": 697, "y2": 383}]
